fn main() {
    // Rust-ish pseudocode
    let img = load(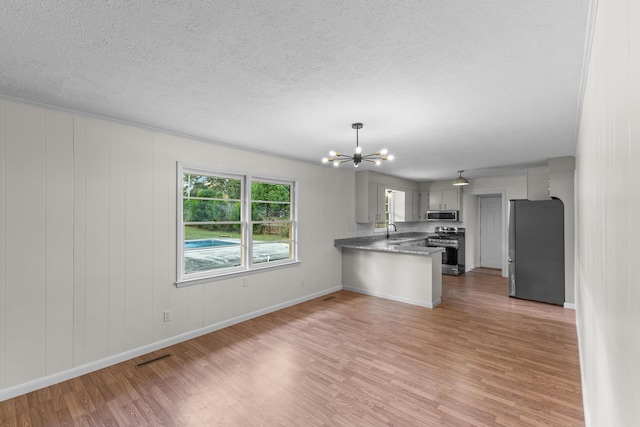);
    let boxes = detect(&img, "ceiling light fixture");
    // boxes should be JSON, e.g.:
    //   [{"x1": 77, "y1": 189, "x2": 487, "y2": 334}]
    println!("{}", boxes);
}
[
  {"x1": 453, "y1": 170, "x2": 469, "y2": 186},
  {"x1": 322, "y1": 123, "x2": 393, "y2": 168}
]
